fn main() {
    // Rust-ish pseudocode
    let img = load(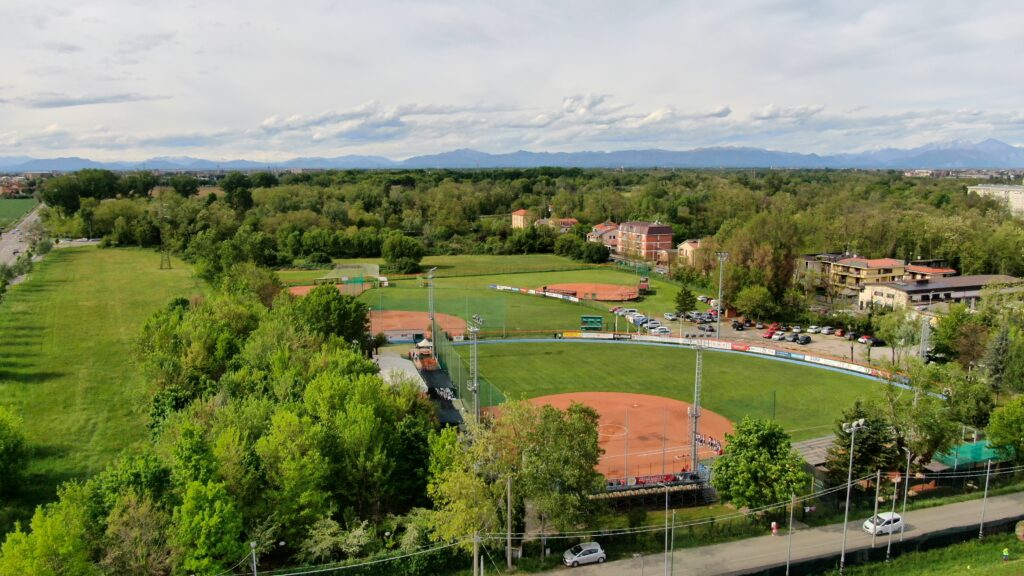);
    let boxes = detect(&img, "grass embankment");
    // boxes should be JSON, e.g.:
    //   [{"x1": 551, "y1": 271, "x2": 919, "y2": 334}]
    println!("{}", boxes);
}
[
  {"x1": 0, "y1": 247, "x2": 204, "y2": 531},
  {"x1": 0, "y1": 198, "x2": 36, "y2": 230},
  {"x1": 476, "y1": 342, "x2": 881, "y2": 441},
  {"x1": 836, "y1": 533, "x2": 1023, "y2": 575}
]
